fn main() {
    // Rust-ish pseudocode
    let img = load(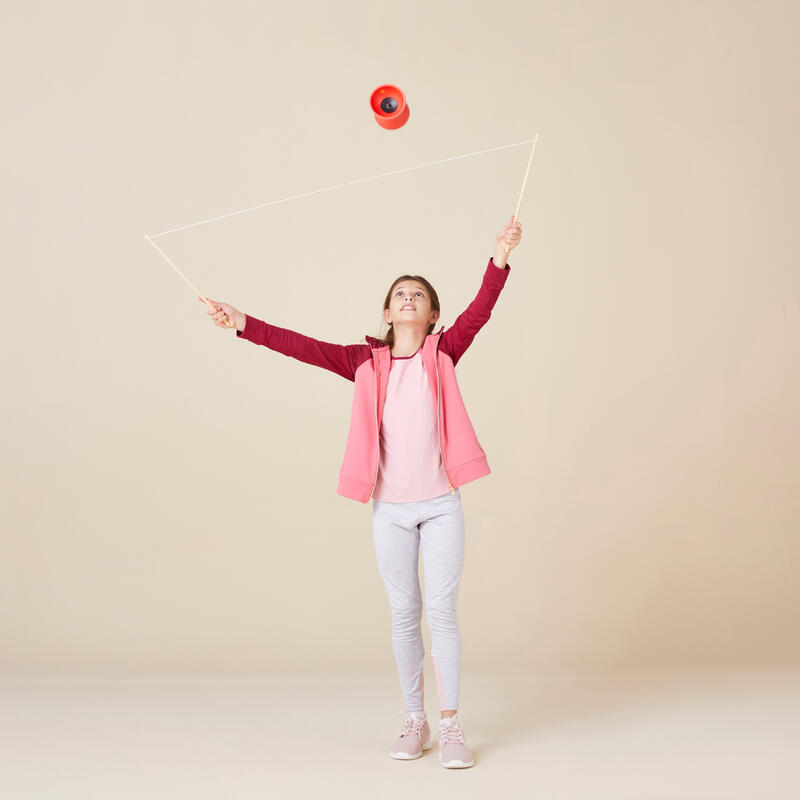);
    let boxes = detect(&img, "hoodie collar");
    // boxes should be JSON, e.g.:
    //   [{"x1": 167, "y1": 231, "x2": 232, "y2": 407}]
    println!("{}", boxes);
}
[{"x1": 365, "y1": 326, "x2": 444, "y2": 350}]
